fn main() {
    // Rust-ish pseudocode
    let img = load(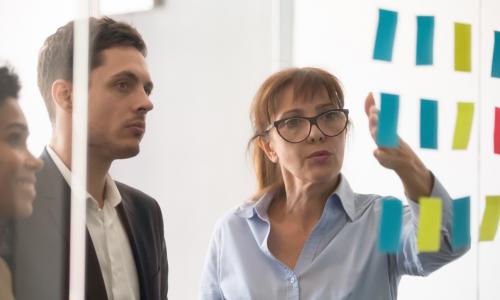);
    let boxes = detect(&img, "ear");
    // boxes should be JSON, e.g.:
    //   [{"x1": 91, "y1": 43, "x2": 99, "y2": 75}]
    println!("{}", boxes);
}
[
  {"x1": 51, "y1": 79, "x2": 73, "y2": 114},
  {"x1": 257, "y1": 136, "x2": 278, "y2": 163}
]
